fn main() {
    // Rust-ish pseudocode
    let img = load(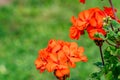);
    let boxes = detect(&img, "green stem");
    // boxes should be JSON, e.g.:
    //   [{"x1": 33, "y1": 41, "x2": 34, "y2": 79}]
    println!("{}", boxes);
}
[
  {"x1": 106, "y1": 40, "x2": 120, "y2": 48},
  {"x1": 106, "y1": 40, "x2": 116, "y2": 47},
  {"x1": 99, "y1": 46, "x2": 105, "y2": 66},
  {"x1": 108, "y1": 0, "x2": 117, "y2": 20},
  {"x1": 94, "y1": 40, "x2": 105, "y2": 65},
  {"x1": 110, "y1": 23, "x2": 114, "y2": 31}
]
